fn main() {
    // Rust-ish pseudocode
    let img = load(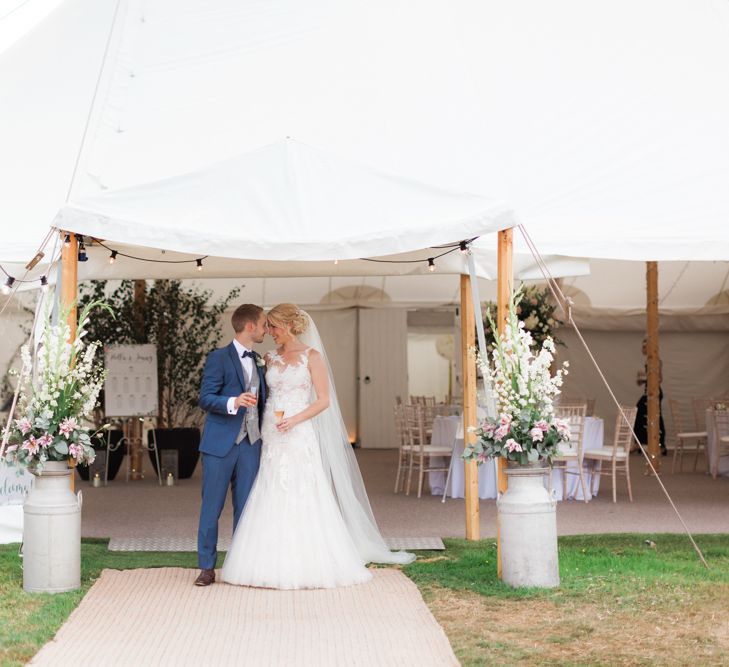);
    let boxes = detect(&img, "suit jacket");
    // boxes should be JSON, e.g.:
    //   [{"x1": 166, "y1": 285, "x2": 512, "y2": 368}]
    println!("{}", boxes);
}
[{"x1": 198, "y1": 343, "x2": 267, "y2": 456}]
